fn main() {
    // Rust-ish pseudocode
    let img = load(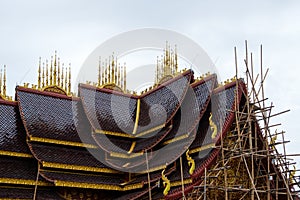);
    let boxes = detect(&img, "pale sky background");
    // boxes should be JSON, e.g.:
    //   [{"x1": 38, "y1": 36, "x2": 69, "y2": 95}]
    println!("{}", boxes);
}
[{"x1": 1, "y1": 1, "x2": 300, "y2": 175}]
